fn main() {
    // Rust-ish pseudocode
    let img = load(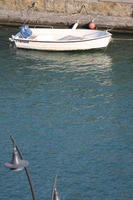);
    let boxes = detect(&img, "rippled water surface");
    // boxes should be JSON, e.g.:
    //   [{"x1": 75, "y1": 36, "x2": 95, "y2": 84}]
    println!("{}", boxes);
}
[{"x1": 0, "y1": 27, "x2": 133, "y2": 200}]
